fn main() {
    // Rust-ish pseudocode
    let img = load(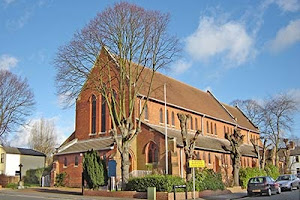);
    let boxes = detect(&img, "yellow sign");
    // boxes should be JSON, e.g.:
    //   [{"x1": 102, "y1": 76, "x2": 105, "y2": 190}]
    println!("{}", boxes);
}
[{"x1": 189, "y1": 160, "x2": 205, "y2": 168}]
